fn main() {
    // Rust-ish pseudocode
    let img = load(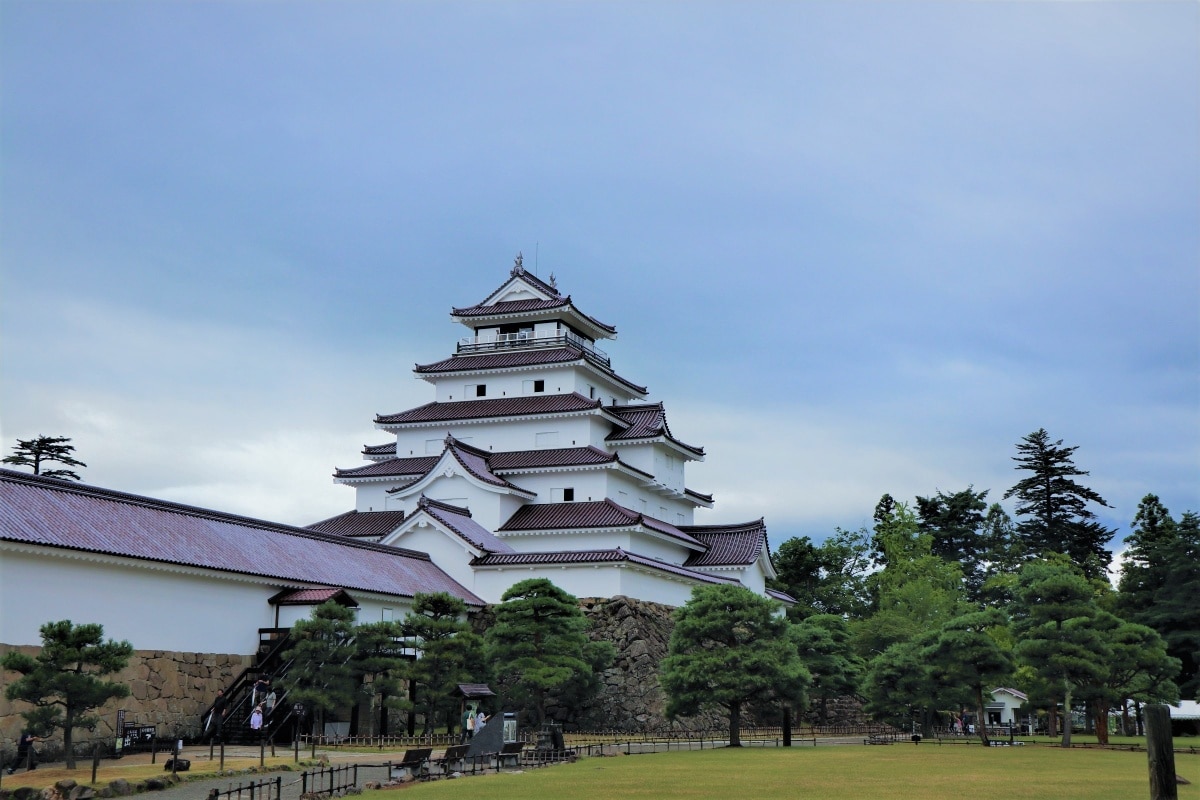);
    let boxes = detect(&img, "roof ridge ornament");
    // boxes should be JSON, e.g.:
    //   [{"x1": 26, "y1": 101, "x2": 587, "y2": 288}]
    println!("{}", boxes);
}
[{"x1": 511, "y1": 252, "x2": 524, "y2": 276}]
